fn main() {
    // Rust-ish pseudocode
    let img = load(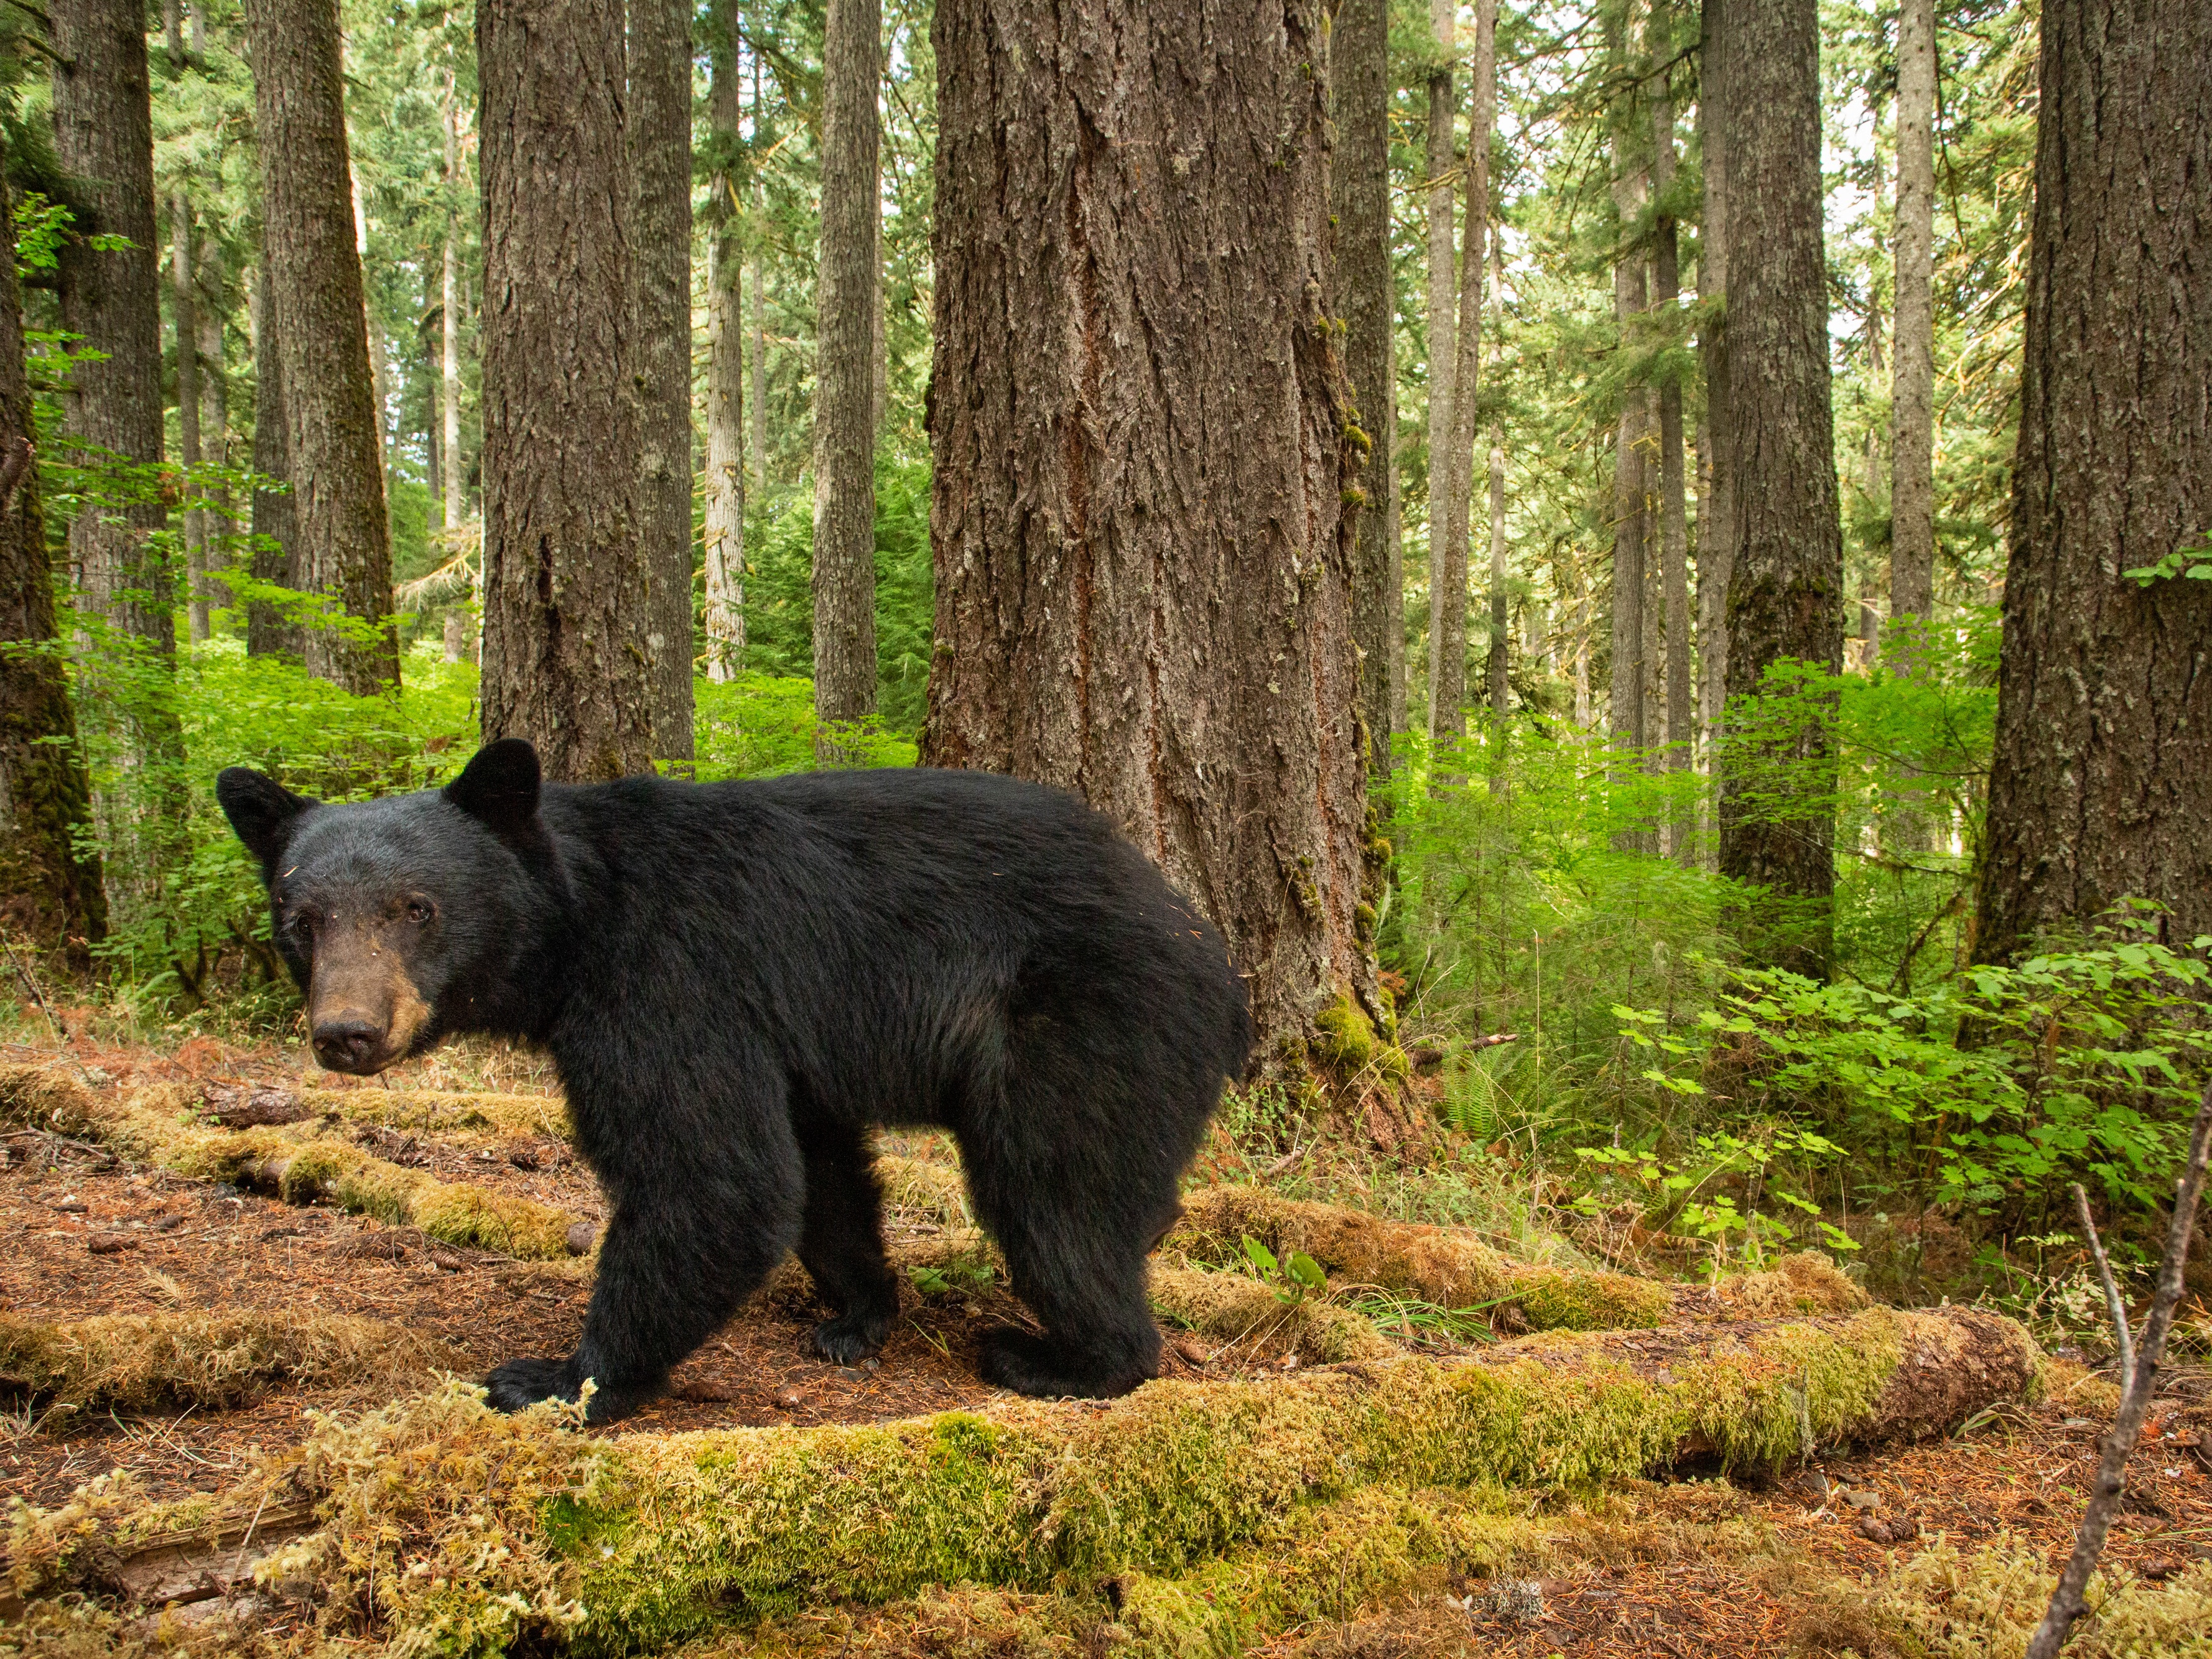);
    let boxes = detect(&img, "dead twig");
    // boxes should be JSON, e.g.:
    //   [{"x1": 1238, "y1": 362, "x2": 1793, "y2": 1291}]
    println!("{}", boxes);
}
[{"x1": 2025, "y1": 1085, "x2": 2212, "y2": 1659}]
